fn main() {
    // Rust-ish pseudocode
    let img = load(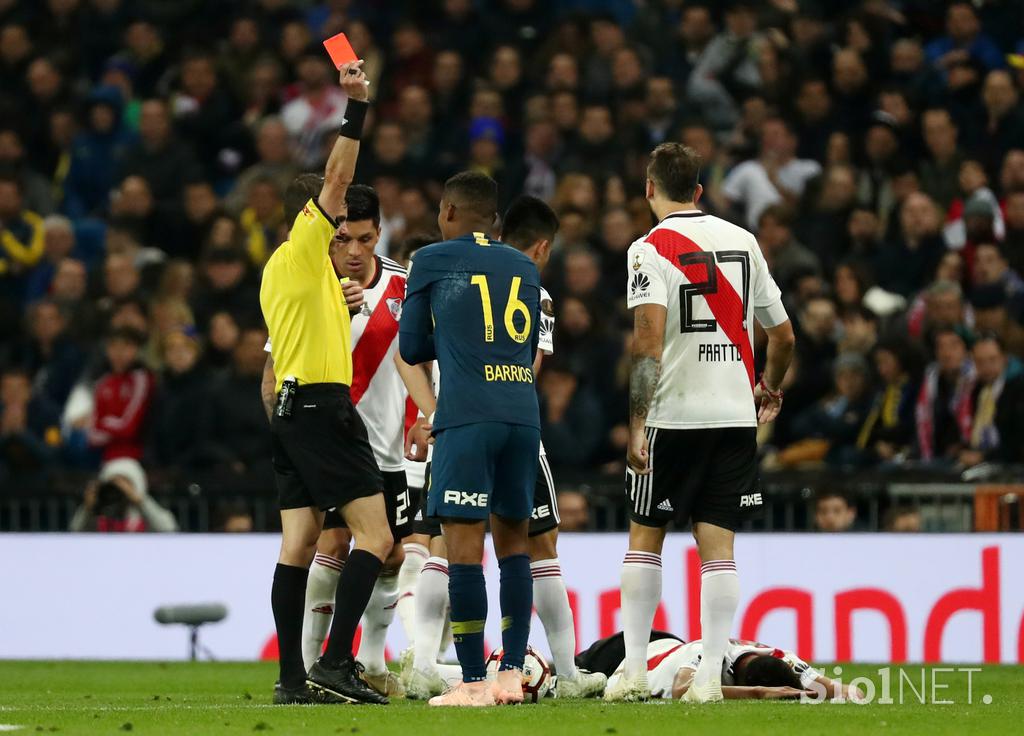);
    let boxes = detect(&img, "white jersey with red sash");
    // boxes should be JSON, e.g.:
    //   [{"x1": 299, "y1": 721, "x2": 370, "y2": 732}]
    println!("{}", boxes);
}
[
  {"x1": 266, "y1": 255, "x2": 409, "y2": 471},
  {"x1": 606, "y1": 637, "x2": 821, "y2": 700},
  {"x1": 625, "y1": 210, "x2": 788, "y2": 429}
]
